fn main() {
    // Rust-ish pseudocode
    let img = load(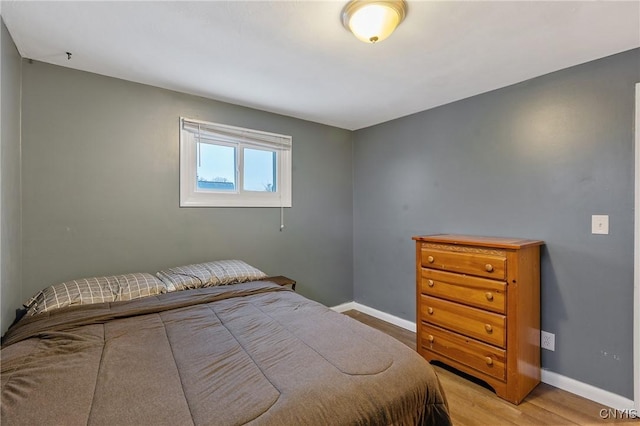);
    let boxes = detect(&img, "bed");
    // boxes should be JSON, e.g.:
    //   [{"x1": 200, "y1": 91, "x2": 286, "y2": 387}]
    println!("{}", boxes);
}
[{"x1": 1, "y1": 263, "x2": 451, "y2": 425}]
